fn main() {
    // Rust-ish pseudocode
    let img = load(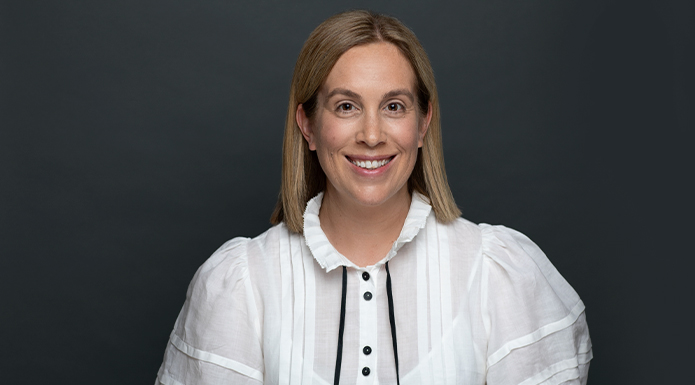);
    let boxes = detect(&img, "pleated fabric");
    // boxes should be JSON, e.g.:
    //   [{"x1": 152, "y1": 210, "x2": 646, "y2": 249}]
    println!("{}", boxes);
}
[{"x1": 155, "y1": 193, "x2": 592, "y2": 385}]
